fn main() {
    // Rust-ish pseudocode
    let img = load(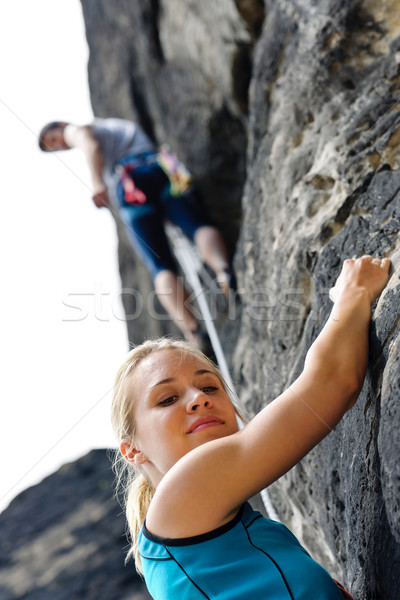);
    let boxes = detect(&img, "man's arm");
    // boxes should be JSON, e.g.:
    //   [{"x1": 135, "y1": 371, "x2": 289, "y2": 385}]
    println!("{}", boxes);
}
[{"x1": 64, "y1": 124, "x2": 109, "y2": 208}]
